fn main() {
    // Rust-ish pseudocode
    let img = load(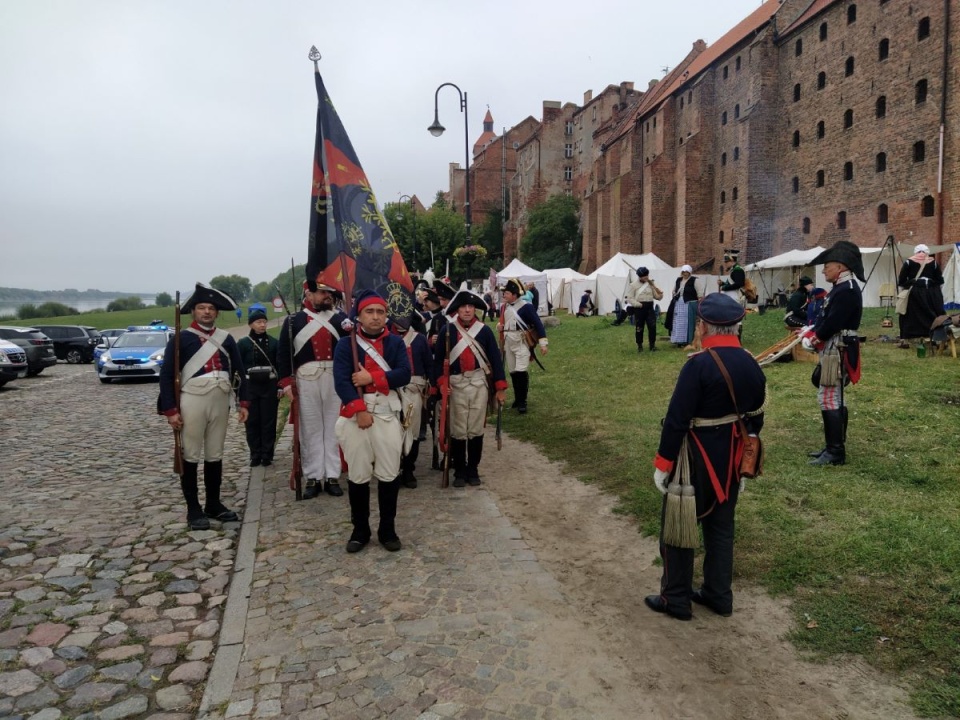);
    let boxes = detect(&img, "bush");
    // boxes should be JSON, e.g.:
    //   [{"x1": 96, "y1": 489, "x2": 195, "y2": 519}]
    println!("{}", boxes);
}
[
  {"x1": 155, "y1": 292, "x2": 173, "y2": 307},
  {"x1": 21, "y1": 302, "x2": 79, "y2": 318},
  {"x1": 106, "y1": 296, "x2": 146, "y2": 312}
]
